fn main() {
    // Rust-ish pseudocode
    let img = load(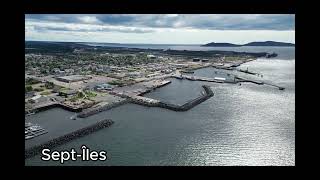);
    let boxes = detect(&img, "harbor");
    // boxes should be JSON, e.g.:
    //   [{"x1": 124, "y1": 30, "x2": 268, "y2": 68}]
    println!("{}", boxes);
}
[
  {"x1": 25, "y1": 57, "x2": 295, "y2": 166},
  {"x1": 25, "y1": 61, "x2": 284, "y2": 157},
  {"x1": 24, "y1": 14, "x2": 295, "y2": 166},
  {"x1": 130, "y1": 85, "x2": 214, "y2": 111}
]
